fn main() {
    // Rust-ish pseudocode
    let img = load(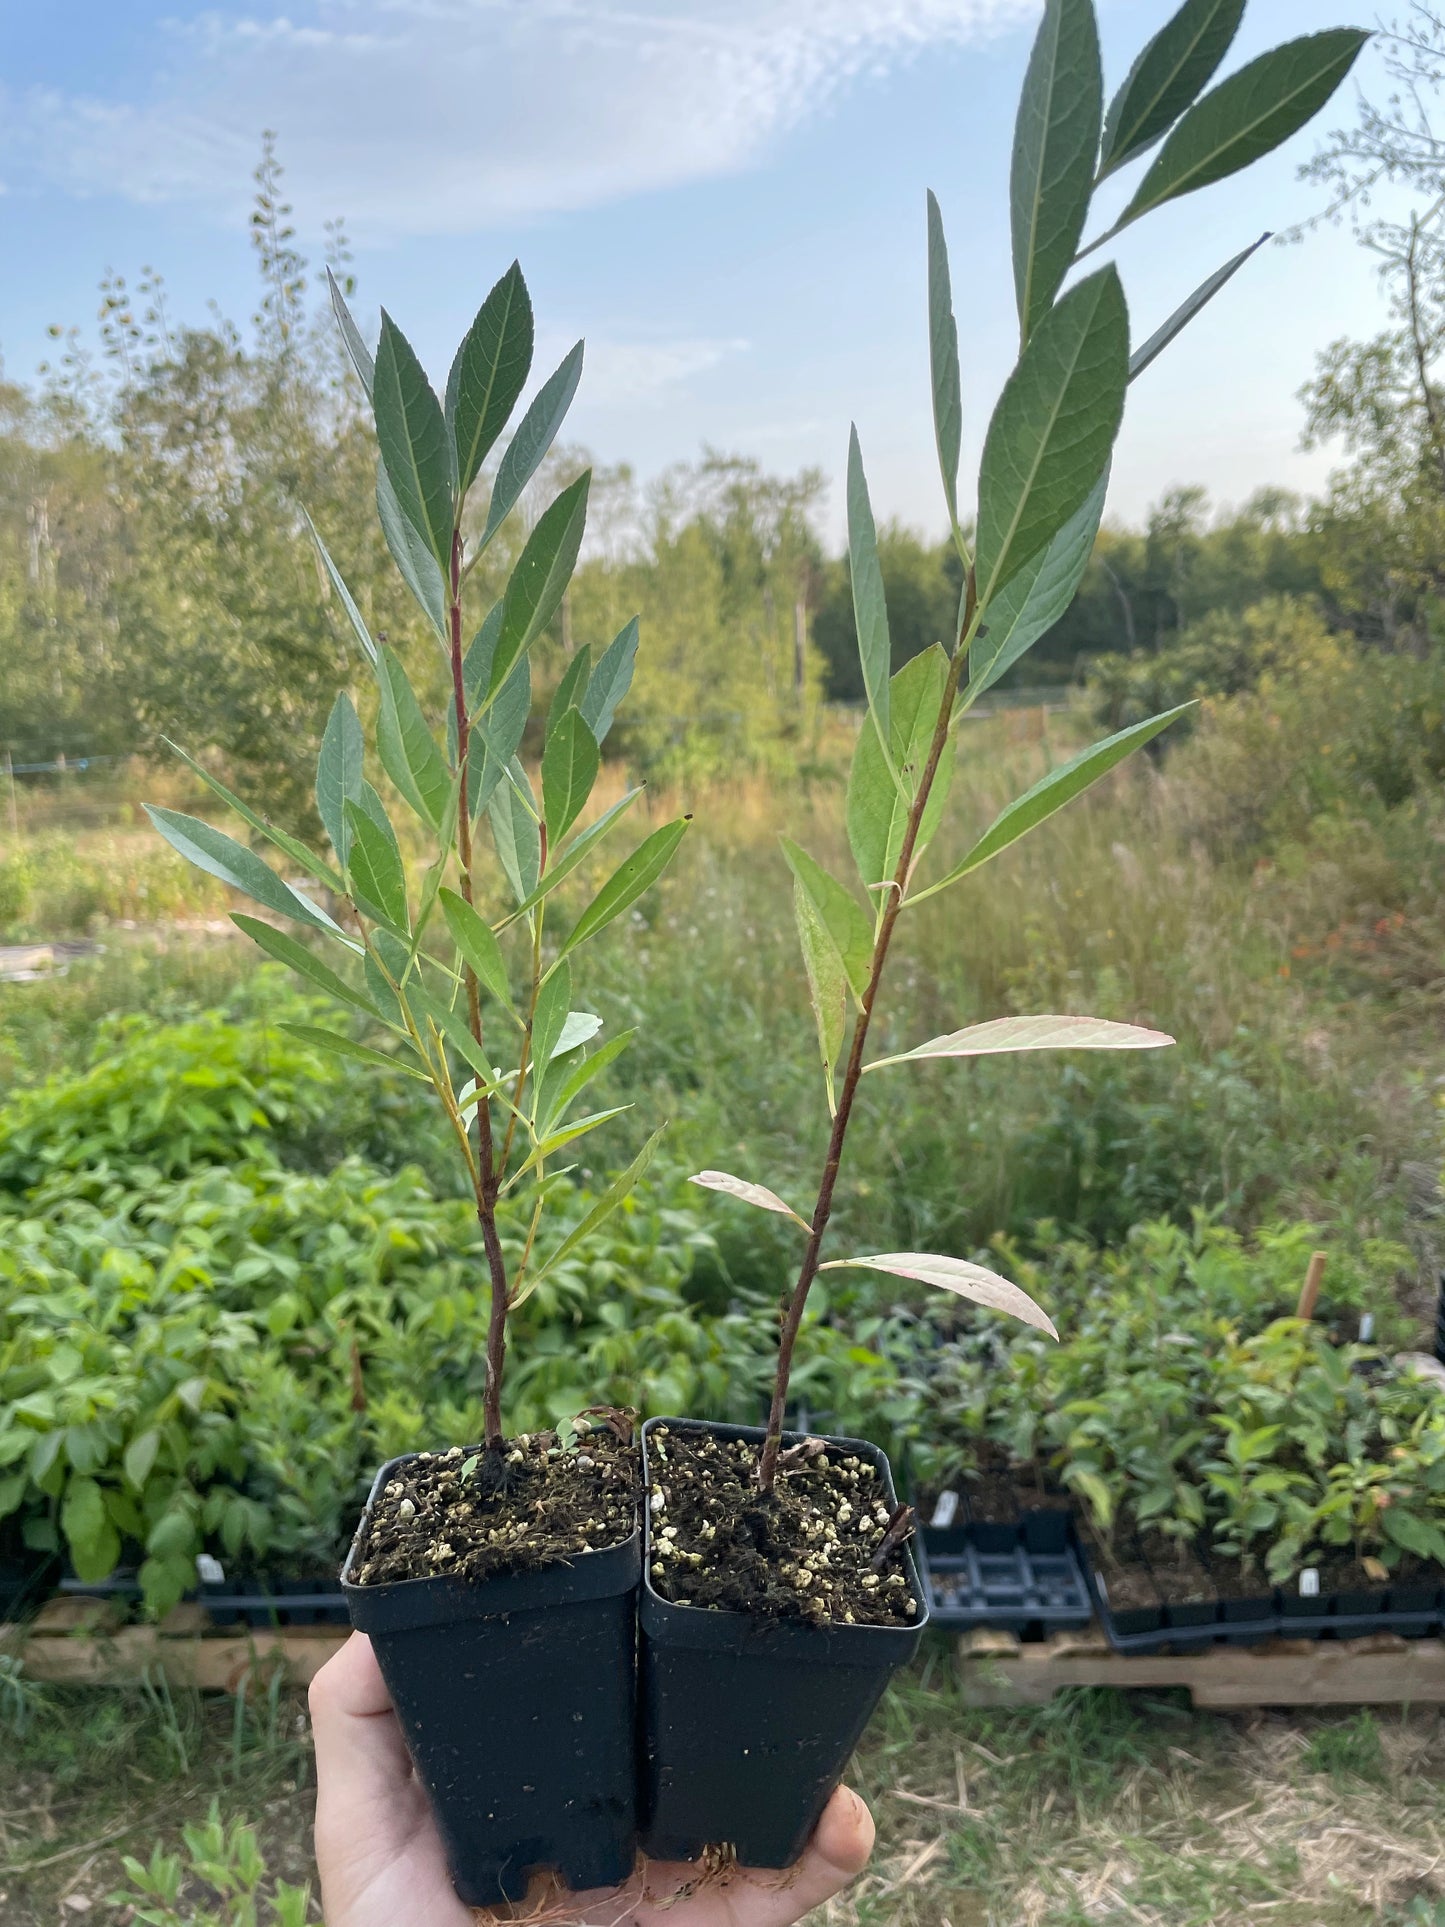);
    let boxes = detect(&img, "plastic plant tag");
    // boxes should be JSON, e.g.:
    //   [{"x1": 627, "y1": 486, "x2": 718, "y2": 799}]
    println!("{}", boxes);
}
[
  {"x1": 196, "y1": 1554, "x2": 226, "y2": 1584},
  {"x1": 929, "y1": 1490, "x2": 961, "y2": 1529},
  {"x1": 1299, "y1": 1568, "x2": 1320, "y2": 1598}
]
